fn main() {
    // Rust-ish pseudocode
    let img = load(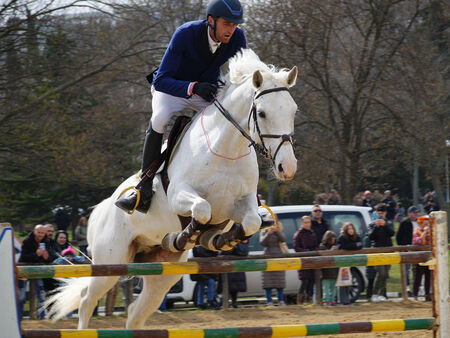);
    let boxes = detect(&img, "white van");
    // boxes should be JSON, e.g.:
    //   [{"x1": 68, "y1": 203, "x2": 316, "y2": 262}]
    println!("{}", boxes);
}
[{"x1": 165, "y1": 205, "x2": 373, "y2": 306}]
